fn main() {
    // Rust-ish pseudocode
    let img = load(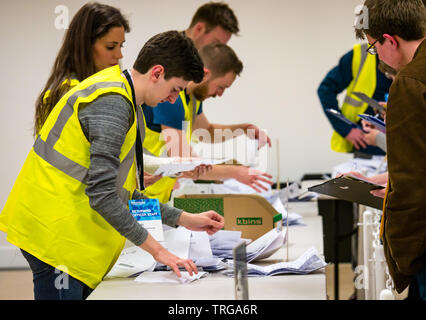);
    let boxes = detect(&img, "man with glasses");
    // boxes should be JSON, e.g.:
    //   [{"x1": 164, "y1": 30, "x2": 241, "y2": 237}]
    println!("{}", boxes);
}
[
  {"x1": 354, "y1": 0, "x2": 426, "y2": 300},
  {"x1": 317, "y1": 42, "x2": 392, "y2": 157}
]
